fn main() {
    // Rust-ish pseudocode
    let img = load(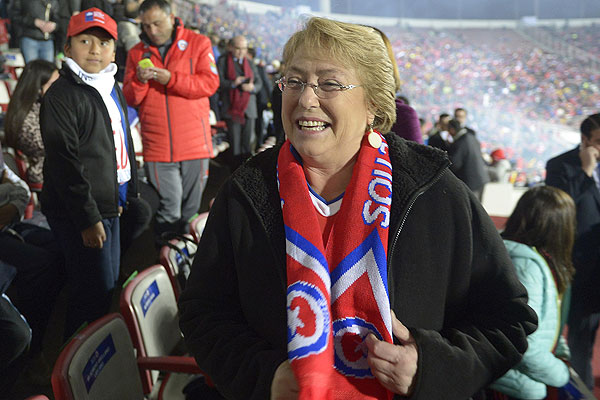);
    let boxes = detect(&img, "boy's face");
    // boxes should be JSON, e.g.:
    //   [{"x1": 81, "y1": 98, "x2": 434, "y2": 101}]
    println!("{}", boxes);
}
[{"x1": 65, "y1": 28, "x2": 115, "y2": 74}]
